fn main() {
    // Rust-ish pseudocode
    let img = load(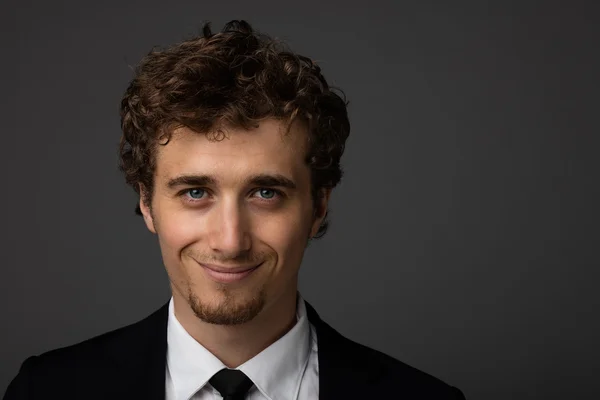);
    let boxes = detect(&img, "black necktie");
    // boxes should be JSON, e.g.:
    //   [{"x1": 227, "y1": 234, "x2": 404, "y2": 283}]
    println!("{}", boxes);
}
[{"x1": 209, "y1": 368, "x2": 254, "y2": 400}]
